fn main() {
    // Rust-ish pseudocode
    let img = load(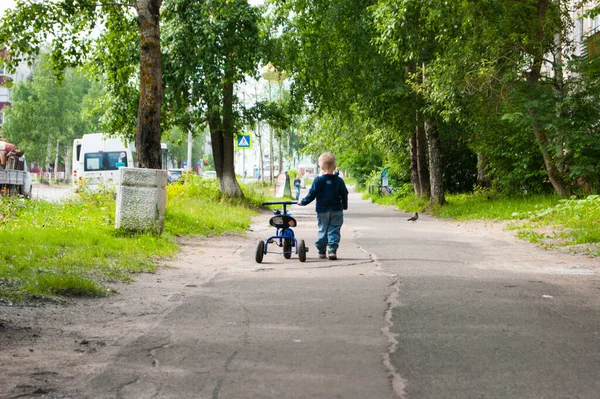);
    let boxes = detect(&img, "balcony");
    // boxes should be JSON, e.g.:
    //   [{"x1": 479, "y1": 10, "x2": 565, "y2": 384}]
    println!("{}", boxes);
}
[{"x1": 588, "y1": 30, "x2": 600, "y2": 59}]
